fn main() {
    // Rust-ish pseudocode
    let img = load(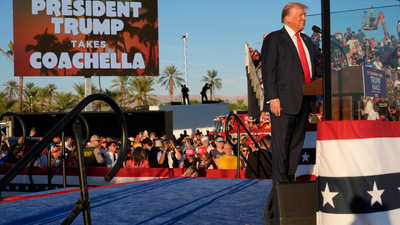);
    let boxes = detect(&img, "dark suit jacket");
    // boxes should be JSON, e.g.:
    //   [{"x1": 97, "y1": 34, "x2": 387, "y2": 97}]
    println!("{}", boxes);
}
[
  {"x1": 245, "y1": 149, "x2": 272, "y2": 179},
  {"x1": 261, "y1": 27, "x2": 322, "y2": 115}
]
